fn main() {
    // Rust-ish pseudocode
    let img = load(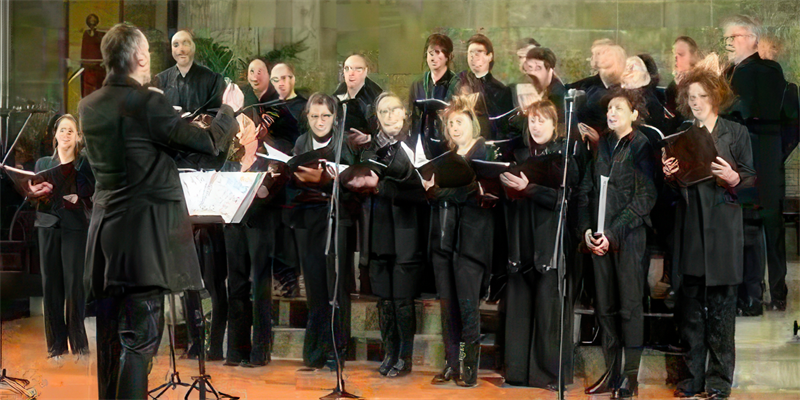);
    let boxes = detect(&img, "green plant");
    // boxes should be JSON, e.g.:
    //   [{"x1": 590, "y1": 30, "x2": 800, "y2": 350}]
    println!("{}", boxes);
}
[
  {"x1": 263, "y1": 37, "x2": 310, "y2": 64},
  {"x1": 194, "y1": 38, "x2": 246, "y2": 82}
]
